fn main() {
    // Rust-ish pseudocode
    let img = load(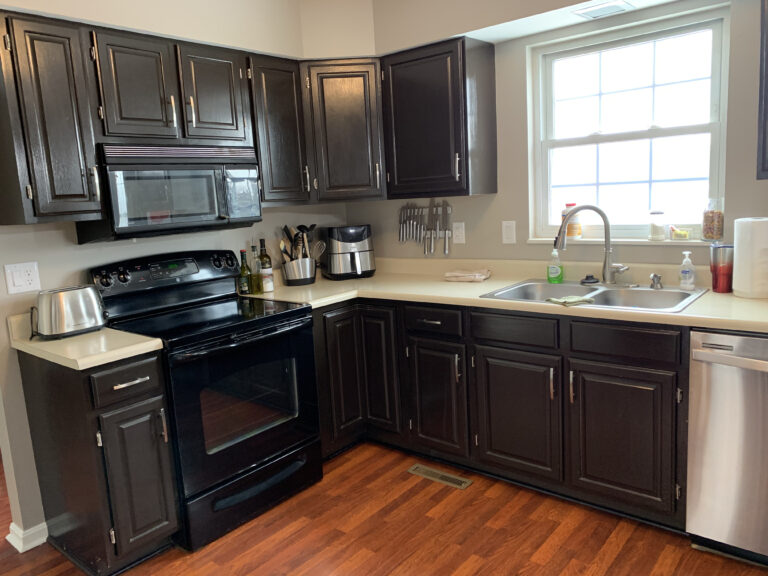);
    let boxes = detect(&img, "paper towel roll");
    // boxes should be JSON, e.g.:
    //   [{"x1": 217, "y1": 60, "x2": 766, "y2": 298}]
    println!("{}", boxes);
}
[{"x1": 733, "y1": 217, "x2": 768, "y2": 298}]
